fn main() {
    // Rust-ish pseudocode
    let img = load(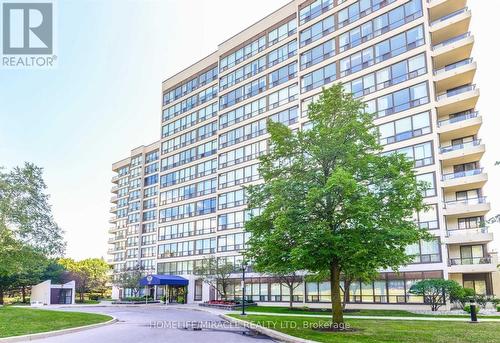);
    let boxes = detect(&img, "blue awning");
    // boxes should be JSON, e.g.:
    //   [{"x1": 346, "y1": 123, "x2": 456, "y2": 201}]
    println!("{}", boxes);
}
[{"x1": 139, "y1": 275, "x2": 189, "y2": 286}]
